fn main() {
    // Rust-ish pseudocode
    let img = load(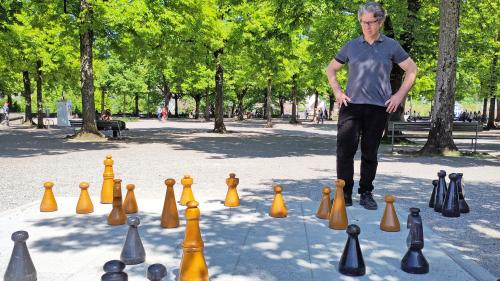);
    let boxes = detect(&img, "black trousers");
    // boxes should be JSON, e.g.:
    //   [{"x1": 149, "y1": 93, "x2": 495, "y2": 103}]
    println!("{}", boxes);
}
[{"x1": 336, "y1": 104, "x2": 388, "y2": 195}]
